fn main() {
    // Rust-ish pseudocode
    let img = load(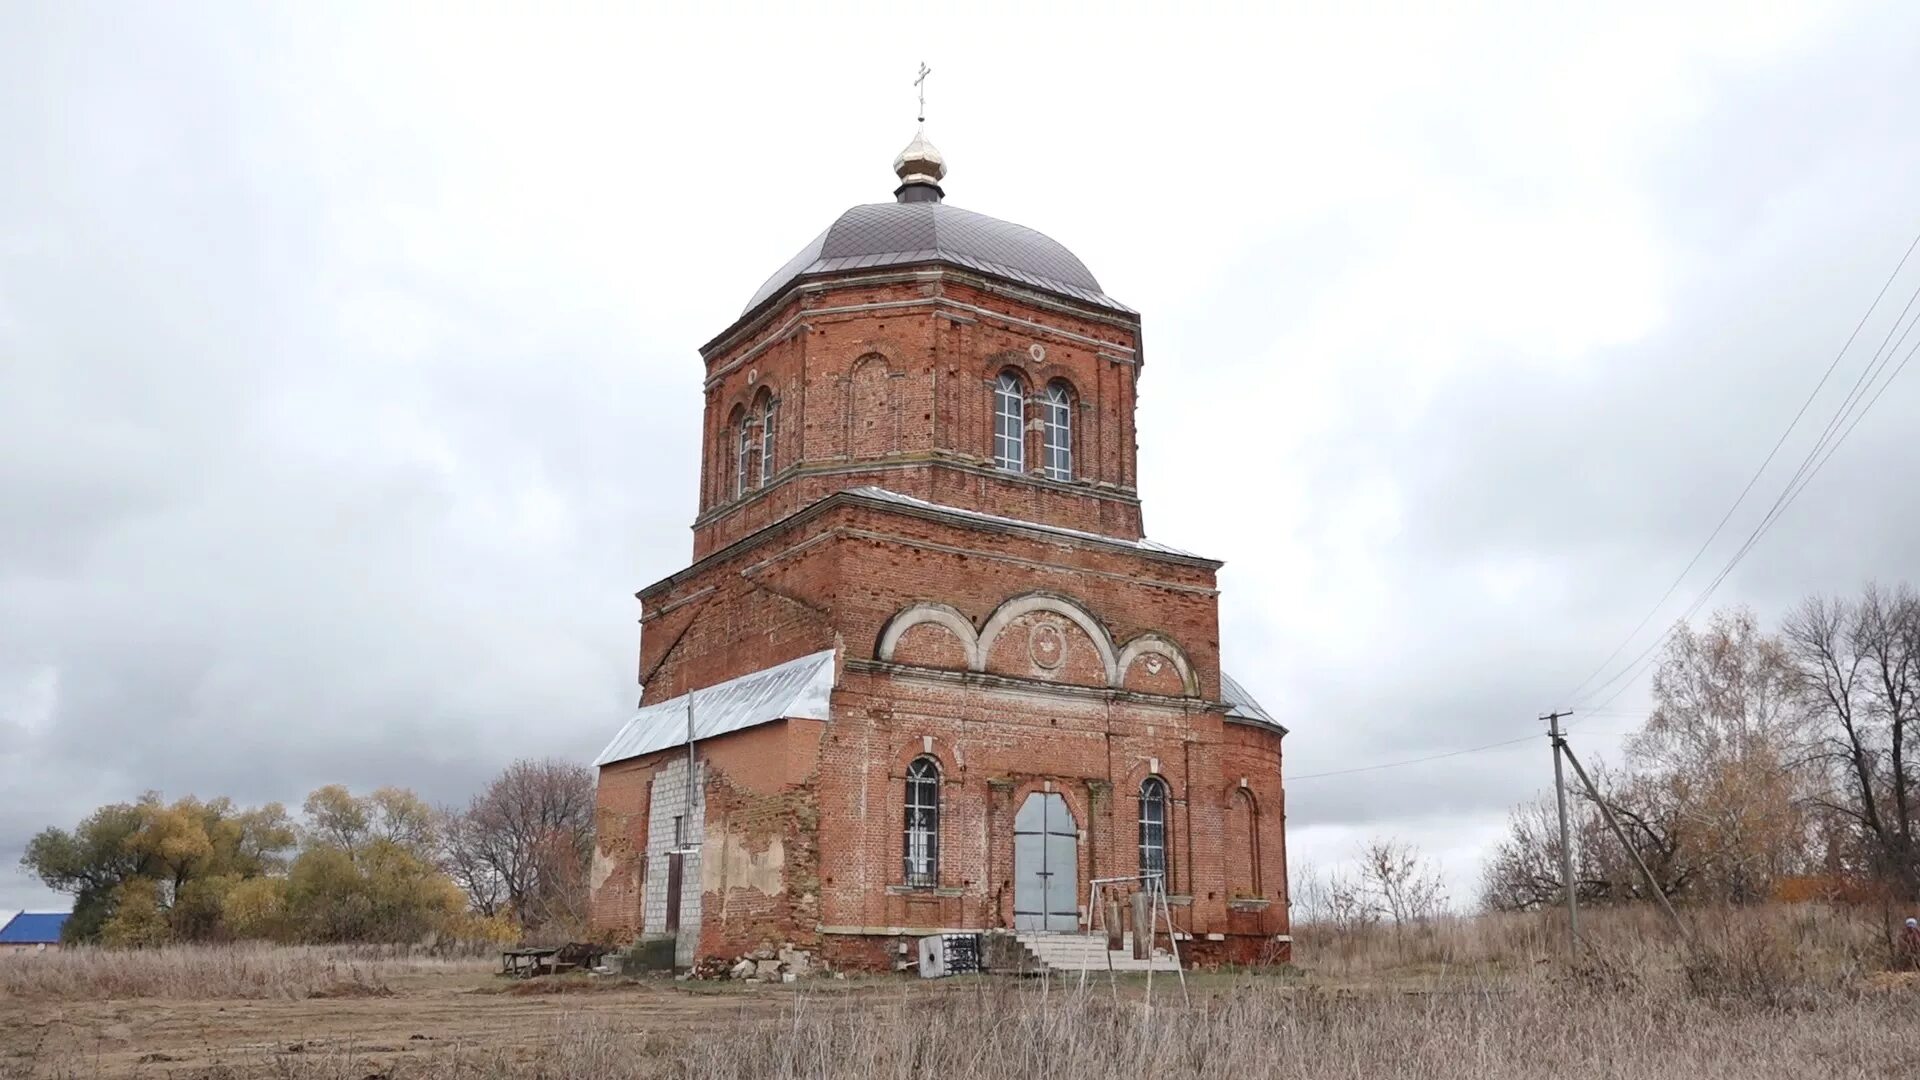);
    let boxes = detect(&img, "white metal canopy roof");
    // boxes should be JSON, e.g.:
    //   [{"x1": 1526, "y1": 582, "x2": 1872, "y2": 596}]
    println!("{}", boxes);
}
[{"x1": 594, "y1": 649, "x2": 836, "y2": 767}]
